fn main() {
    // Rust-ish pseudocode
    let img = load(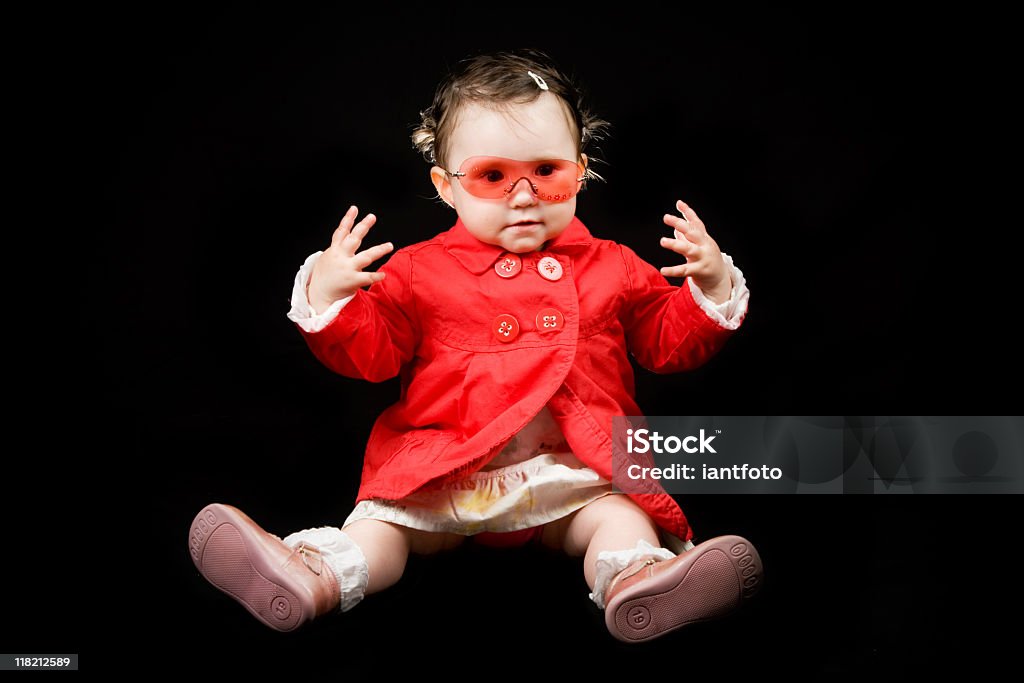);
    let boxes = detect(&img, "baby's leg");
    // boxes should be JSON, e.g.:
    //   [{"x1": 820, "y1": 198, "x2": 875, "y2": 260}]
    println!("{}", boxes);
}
[
  {"x1": 542, "y1": 494, "x2": 661, "y2": 591},
  {"x1": 342, "y1": 519, "x2": 464, "y2": 594},
  {"x1": 543, "y1": 494, "x2": 763, "y2": 643},
  {"x1": 191, "y1": 504, "x2": 467, "y2": 630}
]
